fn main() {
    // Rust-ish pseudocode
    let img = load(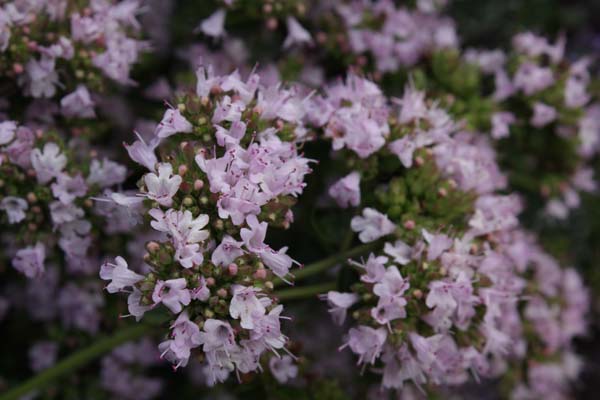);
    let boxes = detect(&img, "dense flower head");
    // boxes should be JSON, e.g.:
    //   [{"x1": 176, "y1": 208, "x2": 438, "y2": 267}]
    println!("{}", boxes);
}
[
  {"x1": 0, "y1": 122, "x2": 127, "y2": 278},
  {"x1": 101, "y1": 66, "x2": 312, "y2": 383},
  {"x1": 0, "y1": 0, "x2": 149, "y2": 103},
  {"x1": 321, "y1": 0, "x2": 457, "y2": 74},
  {"x1": 311, "y1": 76, "x2": 588, "y2": 397},
  {"x1": 463, "y1": 32, "x2": 599, "y2": 219}
]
